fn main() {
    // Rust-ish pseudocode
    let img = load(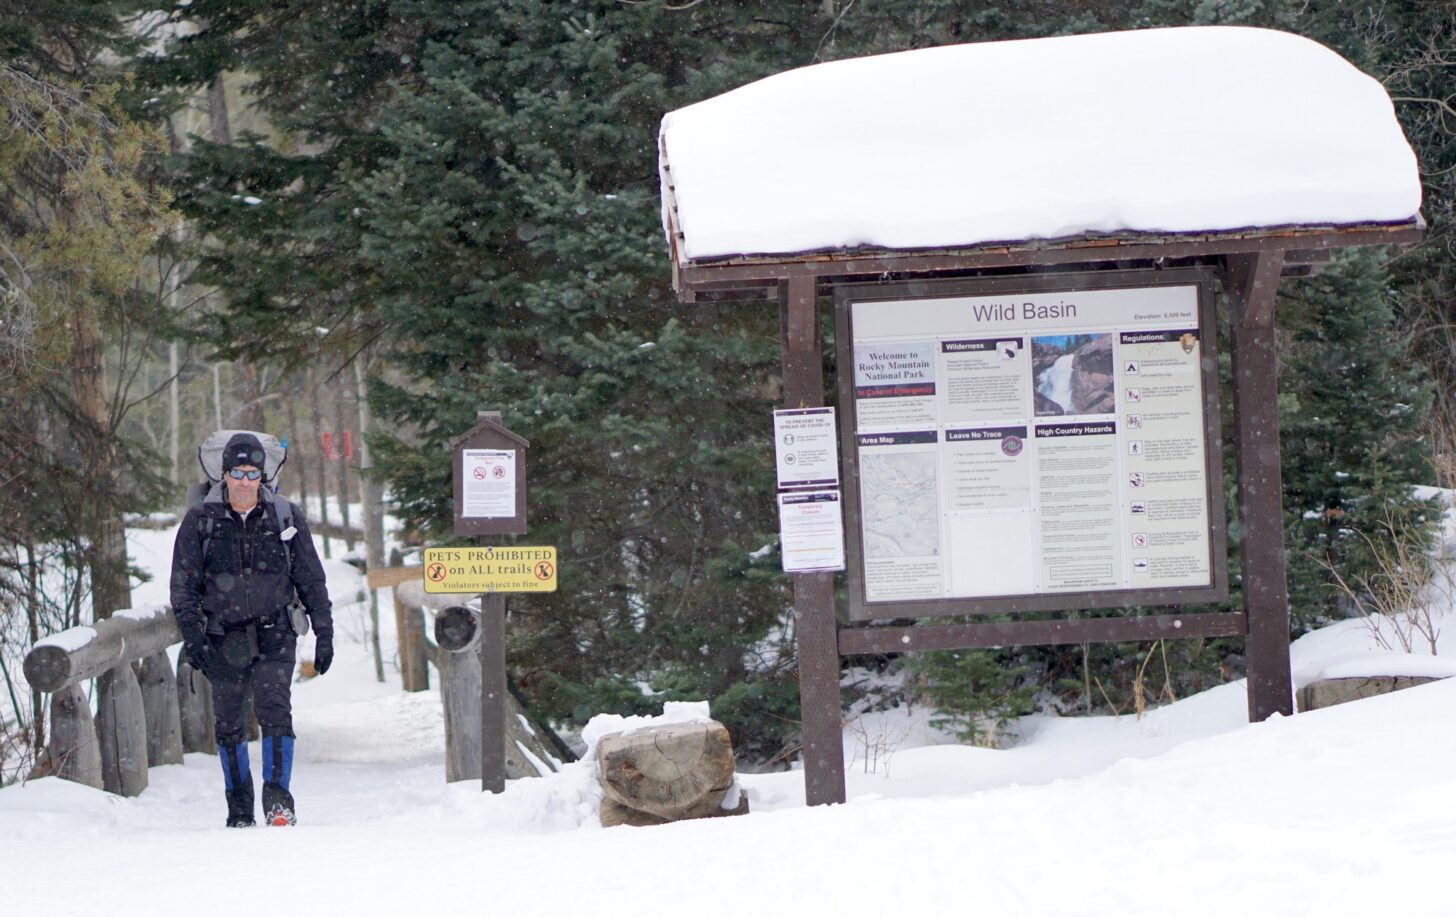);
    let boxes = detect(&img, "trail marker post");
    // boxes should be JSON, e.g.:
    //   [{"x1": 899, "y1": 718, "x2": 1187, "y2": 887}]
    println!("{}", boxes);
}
[{"x1": 446, "y1": 411, "x2": 531, "y2": 794}]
